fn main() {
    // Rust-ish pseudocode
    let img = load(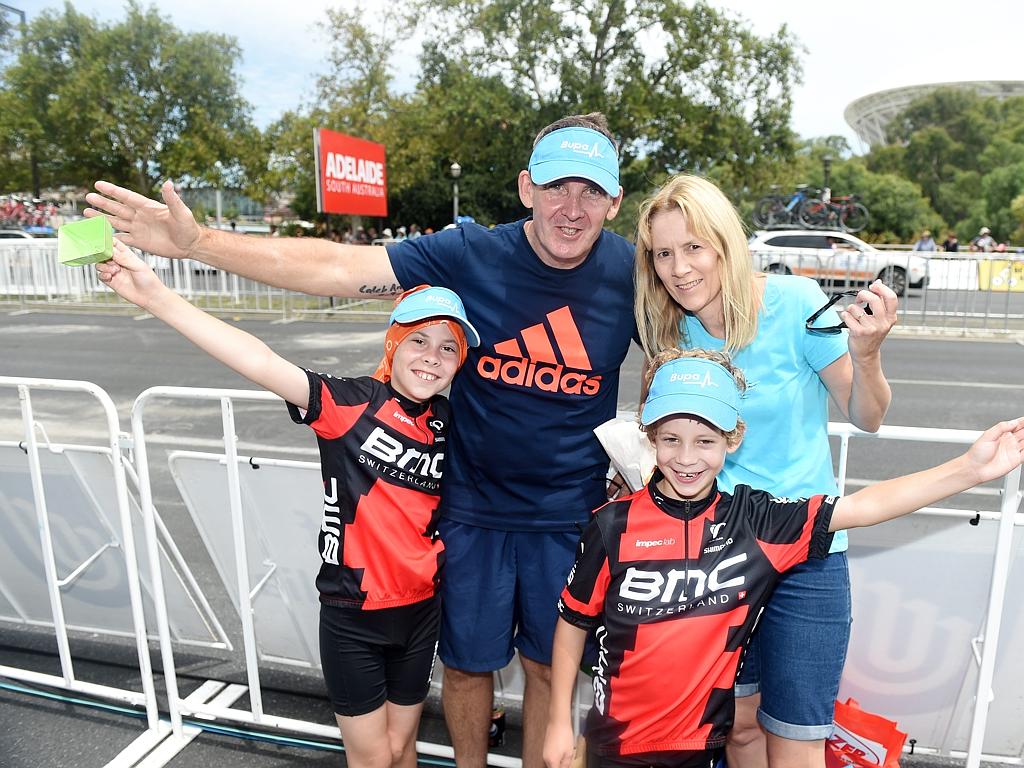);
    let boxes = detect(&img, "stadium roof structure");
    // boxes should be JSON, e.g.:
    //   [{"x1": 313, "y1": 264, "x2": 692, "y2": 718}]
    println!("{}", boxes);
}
[{"x1": 844, "y1": 80, "x2": 1024, "y2": 147}]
